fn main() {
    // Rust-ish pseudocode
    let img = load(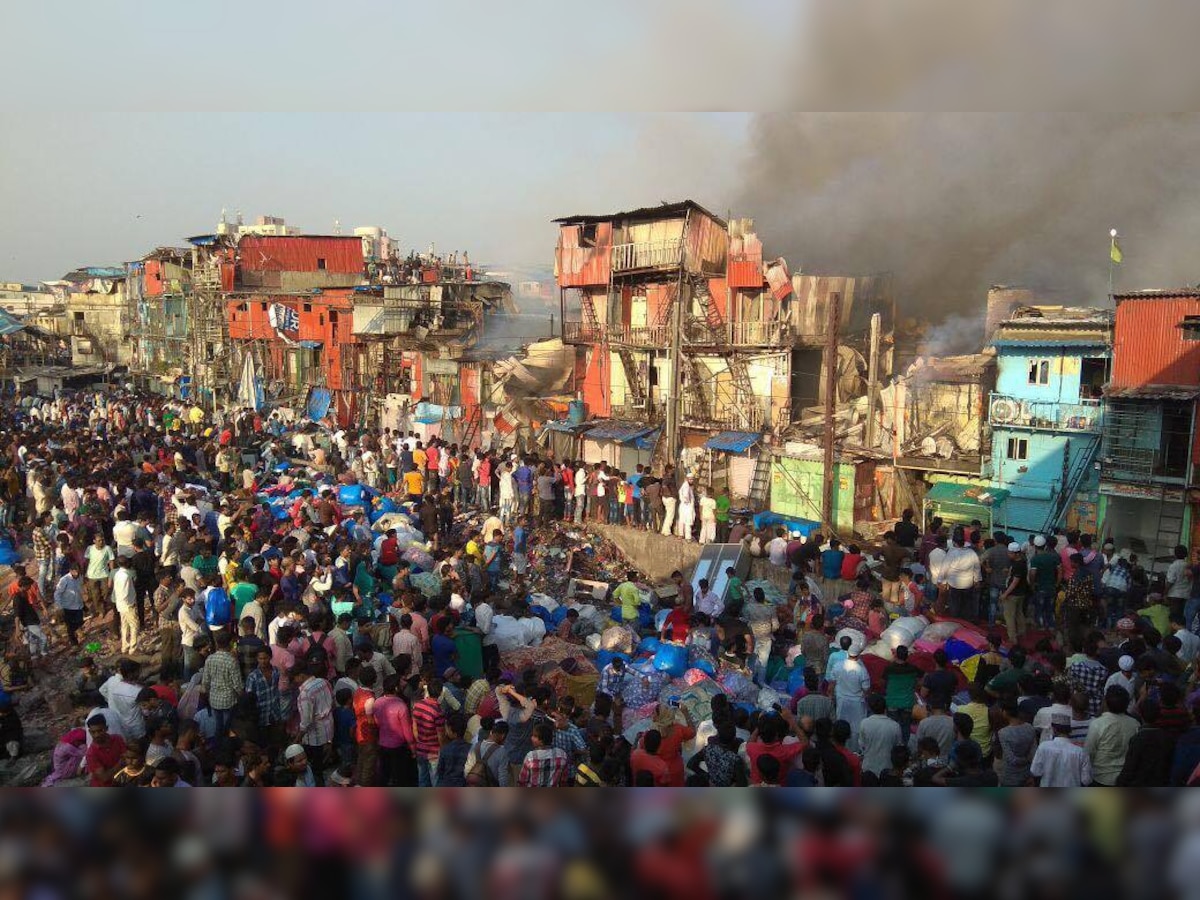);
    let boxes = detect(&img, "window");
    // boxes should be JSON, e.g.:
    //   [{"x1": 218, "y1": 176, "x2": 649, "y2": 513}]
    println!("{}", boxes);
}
[
  {"x1": 1006, "y1": 437, "x2": 1028, "y2": 460},
  {"x1": 1027, "y1": 359, "x2": 1050, "y2": 385},
  {"x1": 260, "y1": 302, "x2": 268, "y2": 311},
  {"x1": 316, "y1": 258, "x2": 327, "y2": 270},
  {"x1": 580, "y1": 224, "x2": 598, "y2": 248},
  {"x1": 303, "y1": 303, "x2": 312, "y2": 313},
  {"x1": 319, "y1": 314, "x2": 325, "y2": 326},
  {"x1": 1182, "y1": 316, "x2": 1200, "y2": 341}
]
